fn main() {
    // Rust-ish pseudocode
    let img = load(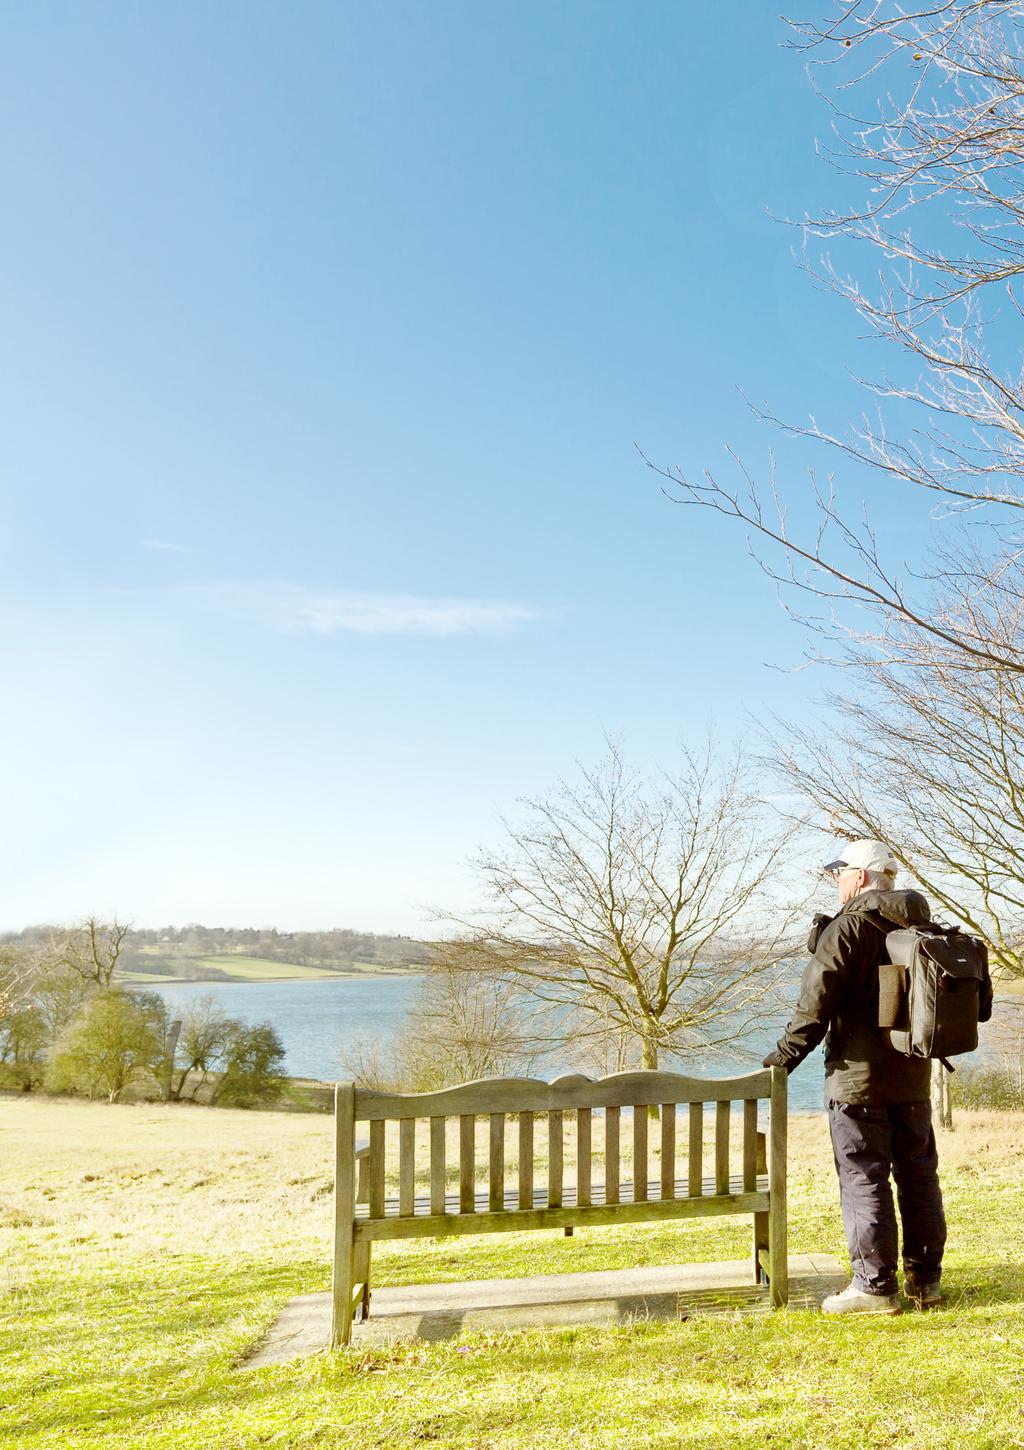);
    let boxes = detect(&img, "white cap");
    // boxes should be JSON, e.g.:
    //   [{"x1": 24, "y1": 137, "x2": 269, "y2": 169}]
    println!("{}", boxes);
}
[{"x1": 823, "y1": 838, "x2": 899, "y2": 875}]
